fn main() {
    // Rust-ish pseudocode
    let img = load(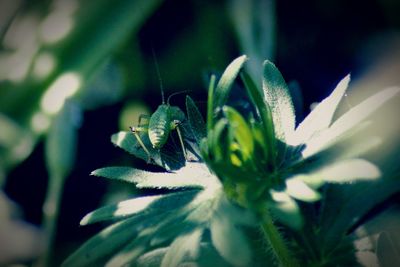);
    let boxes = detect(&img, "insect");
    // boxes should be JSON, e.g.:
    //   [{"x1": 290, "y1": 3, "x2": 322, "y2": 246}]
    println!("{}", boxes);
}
[{"x1": 129, "y1": 52, "x2": 189, "y2": 163}]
